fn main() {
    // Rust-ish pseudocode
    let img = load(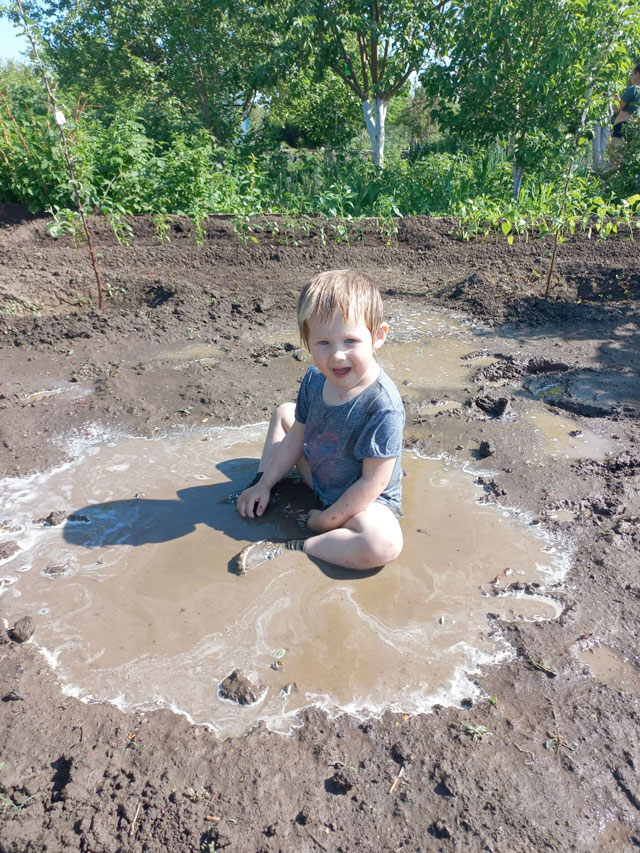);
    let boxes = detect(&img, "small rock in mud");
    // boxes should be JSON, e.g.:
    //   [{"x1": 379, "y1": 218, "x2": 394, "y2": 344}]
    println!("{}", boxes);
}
[
  {"x1": 327, "y1": 765, "x2": 356, "y2": 794},
  {"x1": 67, "y1": 513, "x2": 90, "y2": 523},
  {"x1": 476, "y1": 476, "x2": 507, "y2": 497},
  {"x1": 0, "y1": 520, "x2": 21, "y2": 533},
  {"x1": 569, "y1": 429, "x2": 583, "y2": 438},
  {"x1": 391, "y1": 741, "x2": 414, "y2": 764},
  {"x1": 477, "y1": 440, "x2": 496, "y2": 459},
  {"x1": 0, "y1": 623, "x2": 10, "y2": 644},
  {"x1": 0, "y1": 540, "x2": 20, "y2": 561},
  {"x1": 430, "y1": 819, "x2": 452, "y2": 840},
  {"x1": 218, "y1": 669, "x2": 265, "y2": 705},
  {"x1": 469, "y1": 396, "x2": 511, "y2": 419},
  {"x1": 435, "y1": 771, "x2": 459, "y2": 798},
  {"x1": 43, "y1": 564, "x2": 69, "y2": 577},
  {"x1": 2, "y1": 690, "x2": 24, "y2": 702},
  {"x1": 614, "y1": 518, "x2": 639, "y2": 536},
  {"x1": 9, "y1": 615, "x2": 35, "y2": 643},
  {"x1": 202, "y1": 828, "x2": 231, "y2": 850},
  {"x1": 38, "y1": 510, "x2": 68, "y2": 526}
]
